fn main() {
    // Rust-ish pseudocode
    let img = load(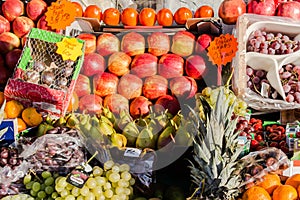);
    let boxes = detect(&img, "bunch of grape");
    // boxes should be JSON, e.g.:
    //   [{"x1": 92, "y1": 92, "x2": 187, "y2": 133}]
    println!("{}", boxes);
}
[
  {"x1": 23, "y1": 171, "x2": 57, "y2": 200},
  {"x1": 0, "y1": 147, "x2": 22, "y2": 169},
  {"x1": 279, "y1": 63, "x2": 300, "y2": 103},
  {"x1": 54, "y1": 160, "x2": 135, "y2": 200},
  {"x1": 1, "y1": 194, "x2": 34, "y2": 200},
  {"x1": 247, "y1": 29, "x2": 300, "y2": 55},
  {"x1": 246, "y1": 66, "x2": 279, "y2": 99}
]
